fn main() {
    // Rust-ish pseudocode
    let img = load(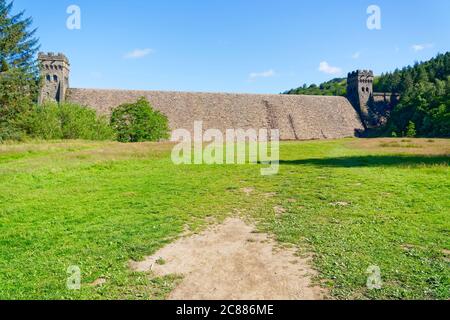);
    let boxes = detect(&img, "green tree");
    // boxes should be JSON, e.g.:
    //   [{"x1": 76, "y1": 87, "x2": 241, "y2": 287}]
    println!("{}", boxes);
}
[
  {"x1": 401, "y1": 72, "x2": 414, "y2": 93},
  {"x1": 0, "y1": 0, "x2": 40, "y2": 141},
  {"x1": 0, "y1": 68, "x2": 38, "y2": 141},
  {"x1": 21, "y1": 102, "x2": 114, "y2": 141},
  {"x1": 1, "y1": 57, "x2": 9, "y2": 71},
  {"x1": 406, "y1": 121, "x2": 417, "y2": 138},
  {"x1": 416, "y1": 65, "x2": 429, "y2": 83},
  {"x1": 284, "y1": 78, "x2": 347, "y2": 96},
  {"x1": 390, "y1": 70, "x2": 401, "y2": 93},
  {"x1": 0, "y1": 0, "x2": 39, "y2": 71},
  {"x1": 375, "y1": 52, "x2": 450, "y2": 137},
  {"x1": 285, "y1": 52, "x2": 450, "y2": 137},
  {"x1": 110, "y1": 97, "x2": 170, "y2": 143}
]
